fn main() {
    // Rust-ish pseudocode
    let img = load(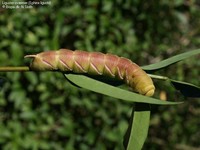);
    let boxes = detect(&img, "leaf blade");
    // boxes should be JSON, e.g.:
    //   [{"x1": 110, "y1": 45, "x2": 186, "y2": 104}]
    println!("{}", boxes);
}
[
  {"x1": 170, "y1": 79, "x2": 200, "y2": 98},
  {"x1": 64, "y1": 74, "x2": 183, "y2": 105},
  {"x1": 149, "y1": 74, "x2": 200, "y2": 98},
  {"x1": 142, "y1": 49, "x2": 200, "y2": 71},
  {"x1": 124, "y1": 104, "x2": 150, "y2": 150}
]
